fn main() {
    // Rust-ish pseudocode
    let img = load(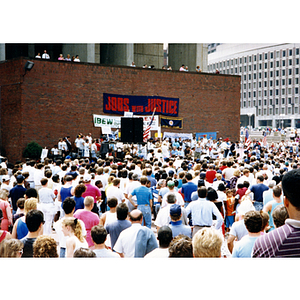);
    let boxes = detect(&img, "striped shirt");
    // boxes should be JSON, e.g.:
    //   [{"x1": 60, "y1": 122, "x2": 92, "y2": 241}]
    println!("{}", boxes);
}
[{"x1": 252, "y1": 219, "x2": 300, "y2": 257}]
